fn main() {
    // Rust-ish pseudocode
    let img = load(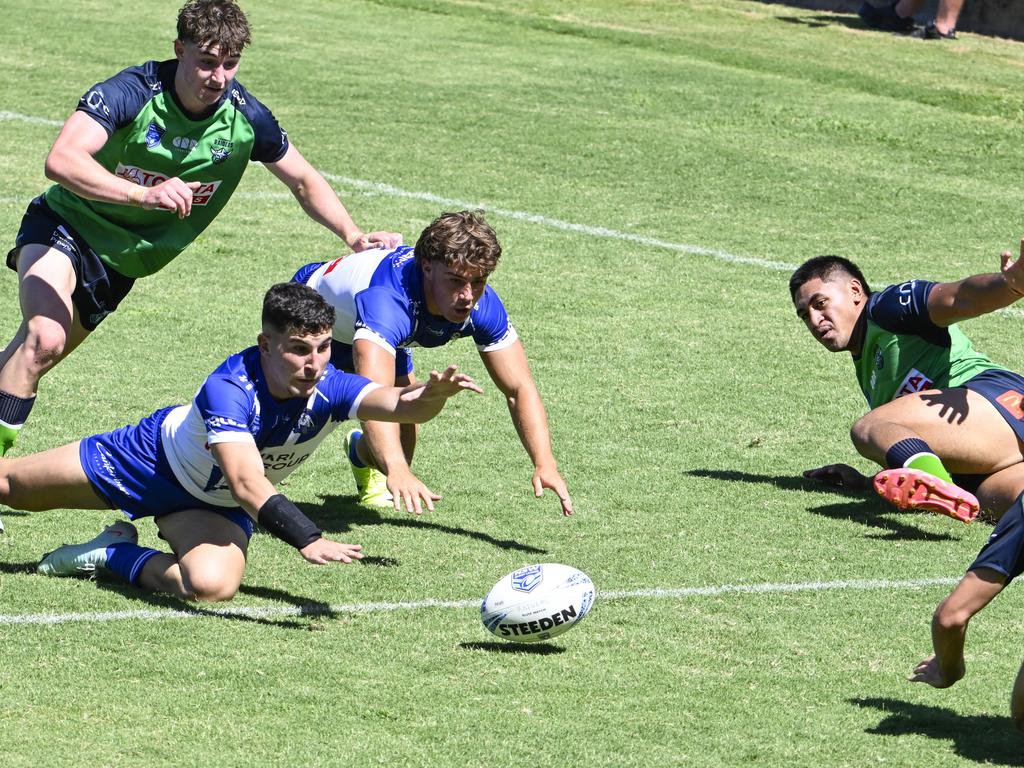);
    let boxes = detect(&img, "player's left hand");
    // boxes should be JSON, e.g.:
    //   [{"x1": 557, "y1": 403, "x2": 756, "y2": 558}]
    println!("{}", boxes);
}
[
  {"x1": 803, "y1": 463, "x2": 871, "y2": 492},
  {"x1": 1000, "y1": 237, "x2": 1024, "y2": 298},
  {"x1": 299, "y1": 536, "x2": 364, "y2": 565},
  {"x1": 908, "y1": 653, "x2": 962, "y2": 689},
  {"x1": 533, "y1": 465, "x2": 573, "y2": 516},
  {"x1": 350, "y1": 231, "x2": 403, "y2": 252}
]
